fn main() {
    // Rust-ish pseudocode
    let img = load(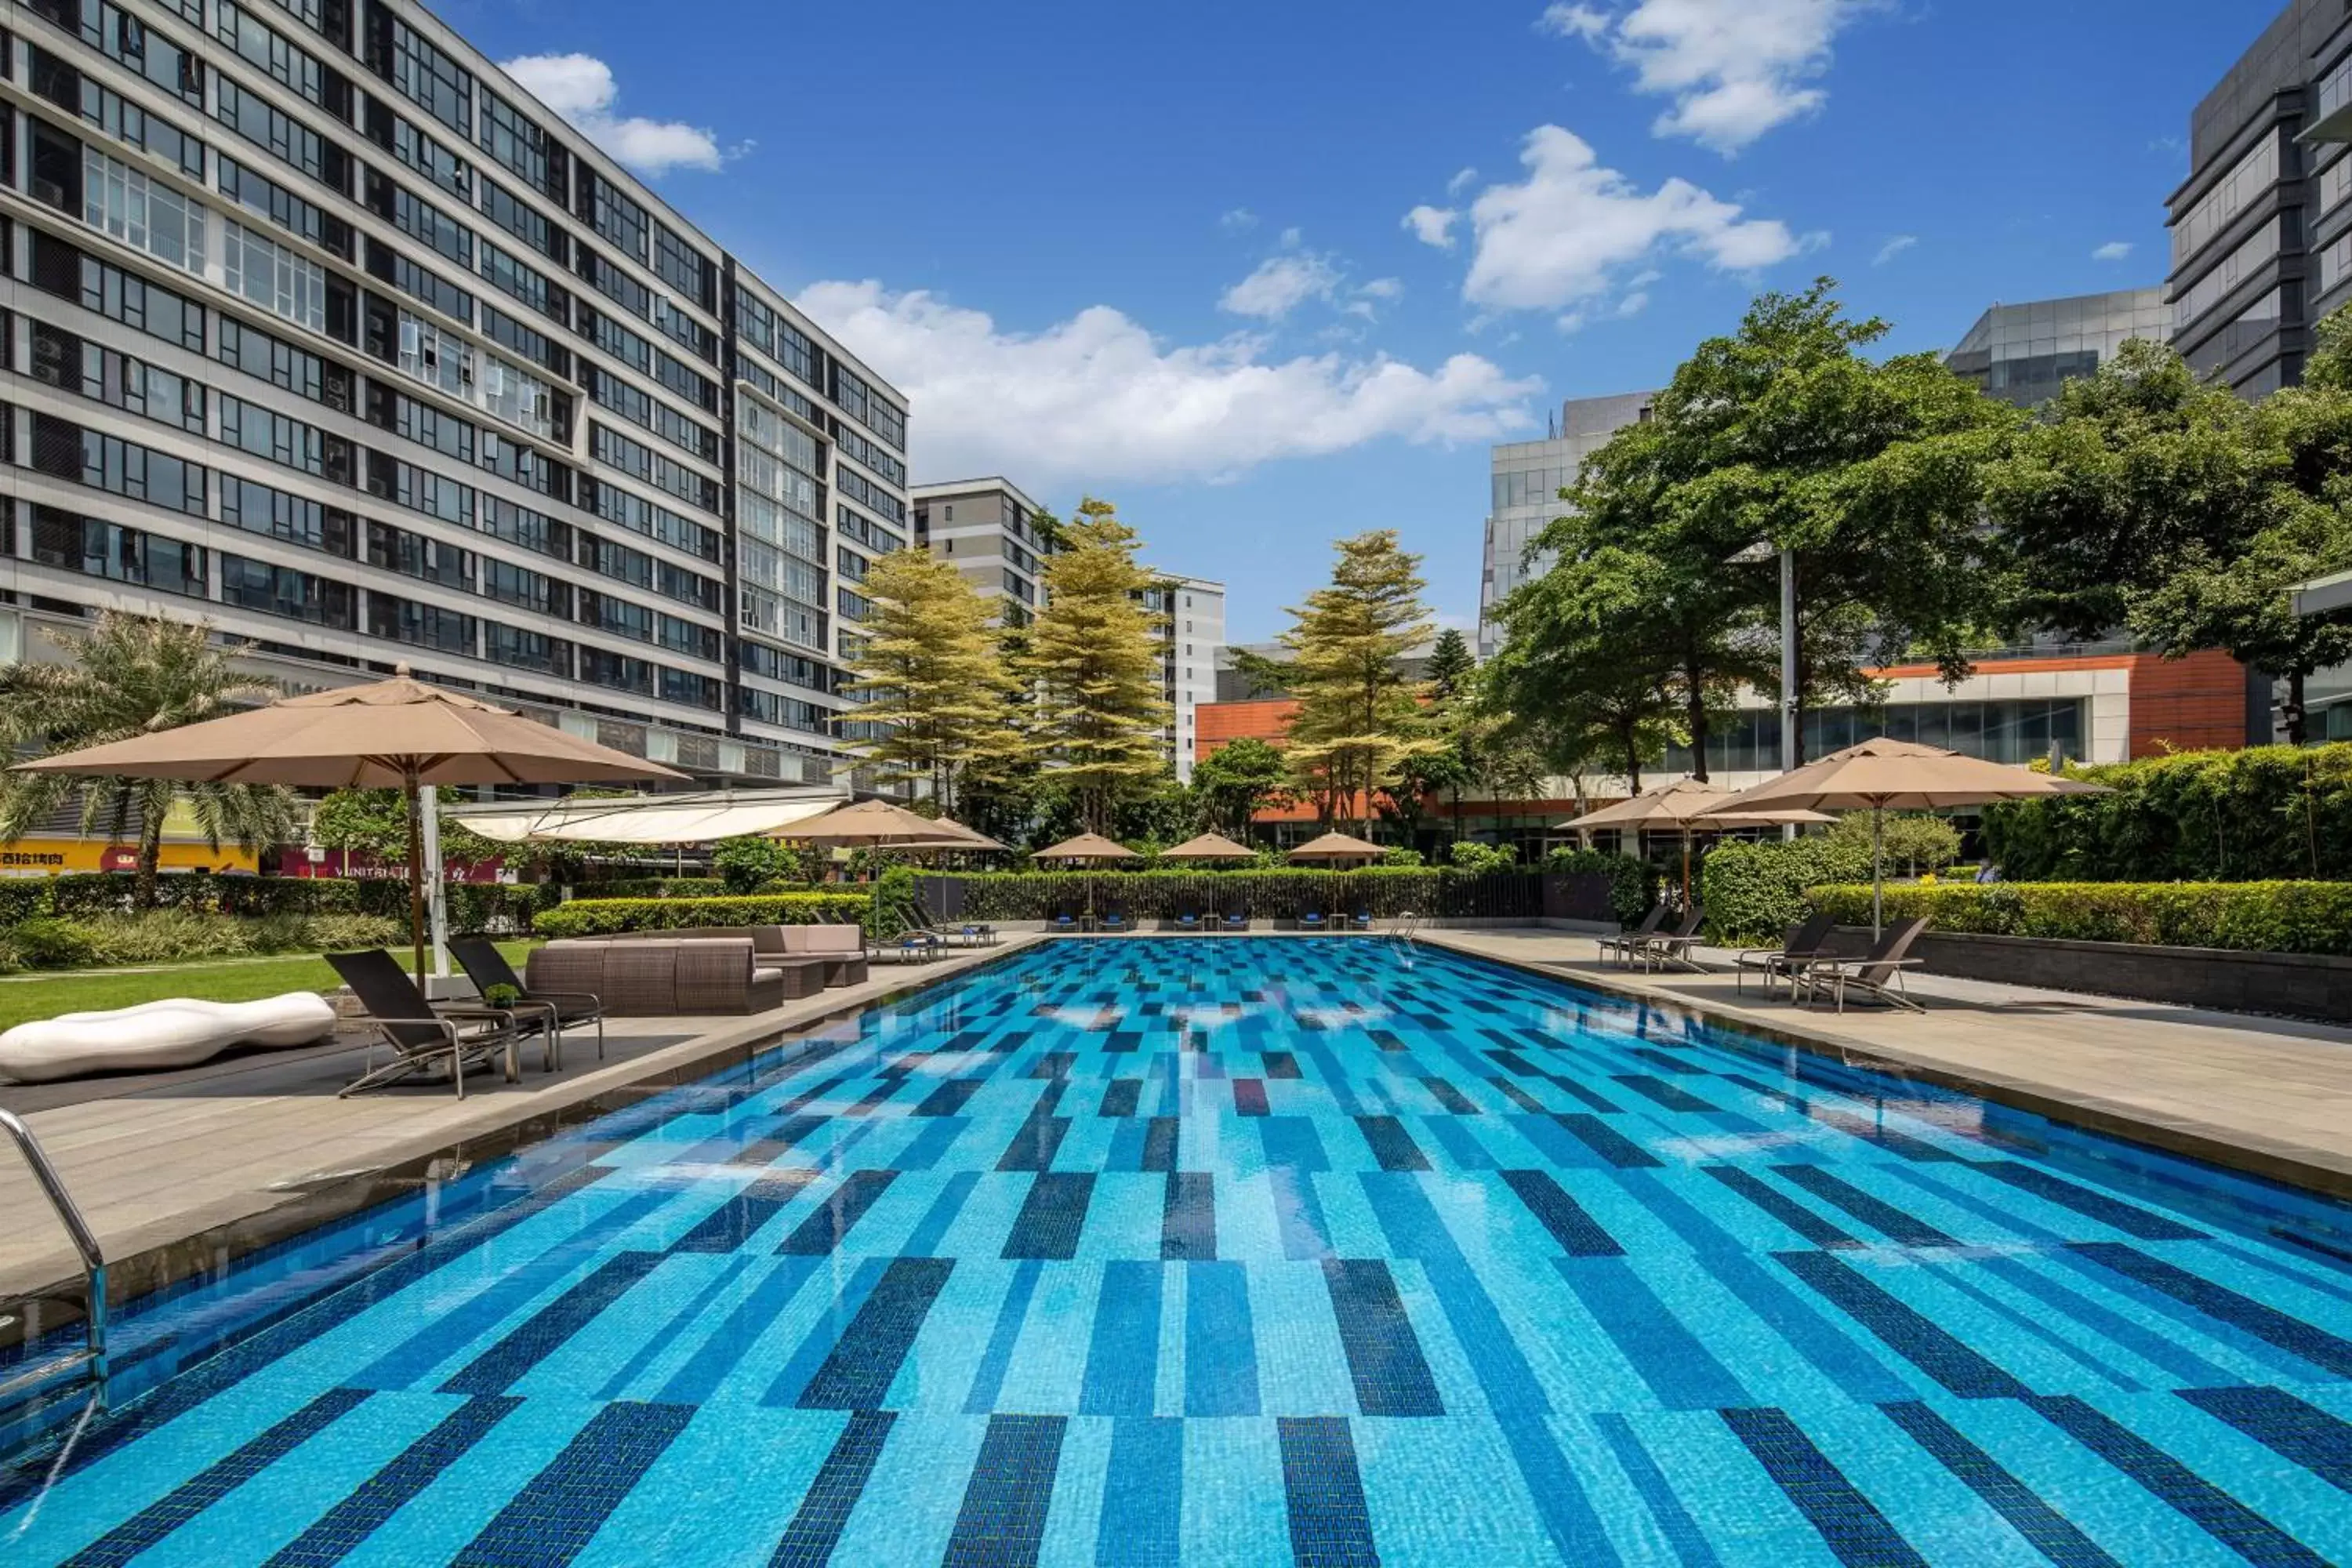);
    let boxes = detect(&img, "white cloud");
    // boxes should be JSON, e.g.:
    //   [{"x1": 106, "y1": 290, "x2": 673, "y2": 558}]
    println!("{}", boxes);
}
[
  {"x1": 1435, "y1": 125, "x2": 1800, "y2": 314},
  {"x1": 500, "y1": 53, "x2": 725, "y2": 174},
  {"x1": 1404, "y1": 205, "x2": 1460, "y2": 249},
  {"x1": 2092, "y1": 241, "x2": 2134, "y2": 262},
  {"x1": 1446, "y1": 165, "x2": 1482, "y2": 196},
  {"x1": 796, "y1": 281, "x2": 1542, "y2": 487},
  {"x1": 1357, "y1": 278, "x2": 1405, "y2": 301},
  {"x1": 1219, "y1": 208, "x2": 1260, "y2": 232},
  {"x1": 1220, "y1": 252, "x2": 1342, "y2": 319},
  {"x1": 1873, "y1": 234, "x2": 1917, "y2": 266},
  {"x1": 1541, "y1": 0, "x2": 1875, "y2": 153}
]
